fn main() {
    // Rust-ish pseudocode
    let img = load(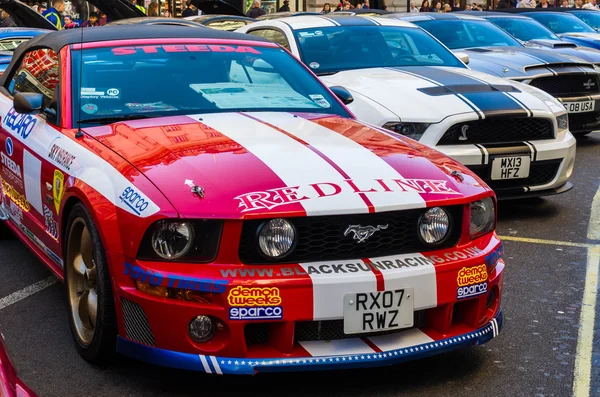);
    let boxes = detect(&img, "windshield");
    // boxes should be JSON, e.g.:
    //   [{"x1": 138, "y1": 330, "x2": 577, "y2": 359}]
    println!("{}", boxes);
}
[
  {"x1": 72, "y1": 43, "x2": 349, "y2": 124},
  {"x1": 413, "y1": 19, "x2": 522, "y2": 49},
  {"x1": 0, "y1": 38, "x2": 30, "y2": 52},
  {"x1": 527, "y1": 13, "x2": 596, "y2": 34},
  {"x1": 293, "y1": 26, "x2": 464, "y2": 75},
  {"x1": 489, "y1": 17, "x2": 560, "y2": 41},
  {"x1": 570, "y1": 11, "x2": 600, "y2": 30}
]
